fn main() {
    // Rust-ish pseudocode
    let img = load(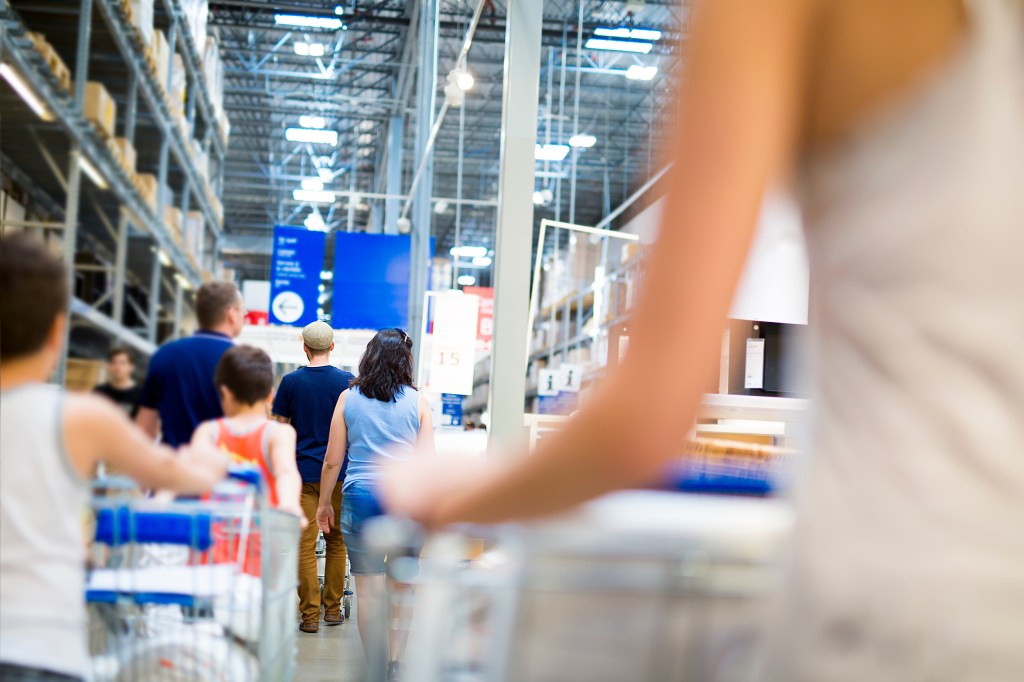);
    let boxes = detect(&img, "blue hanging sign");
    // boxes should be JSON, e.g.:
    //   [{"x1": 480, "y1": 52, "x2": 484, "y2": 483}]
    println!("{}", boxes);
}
[
  {"x1": 269, "y1": 225, "x2": 325, "y2": 327},
  {"x1": 332, "y1": 233, "x2": 434, "y2": 330}
]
